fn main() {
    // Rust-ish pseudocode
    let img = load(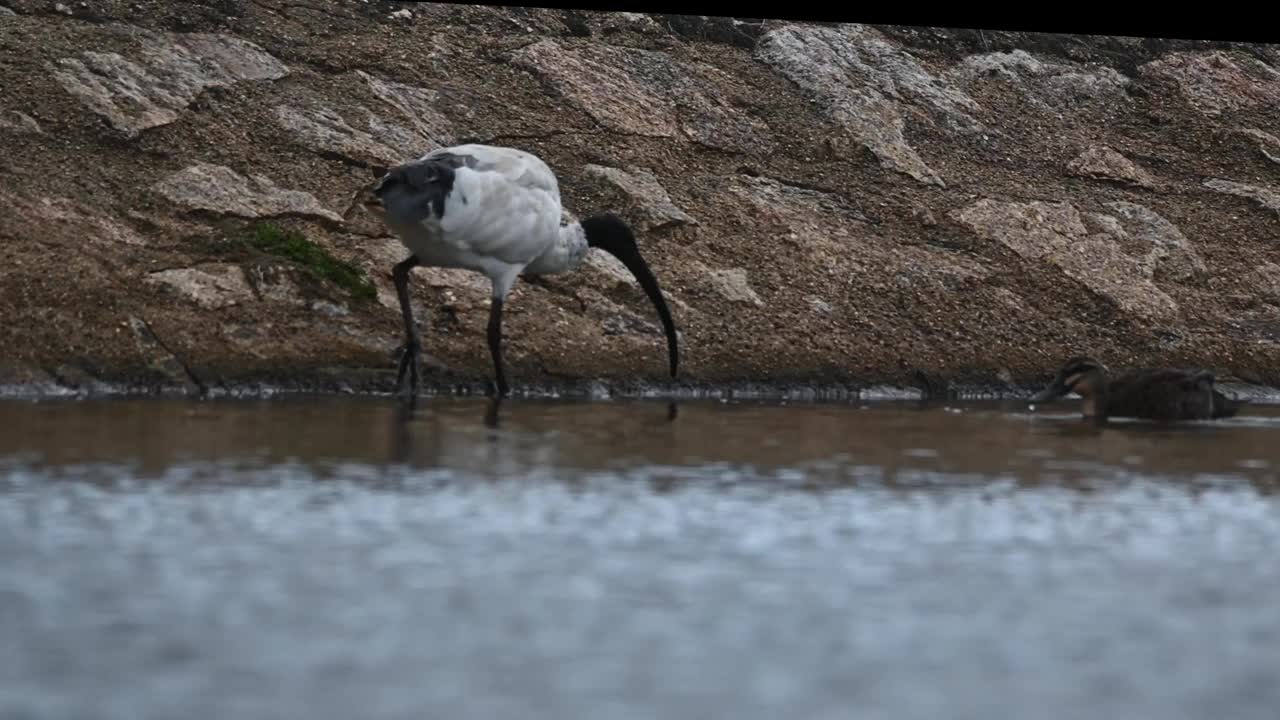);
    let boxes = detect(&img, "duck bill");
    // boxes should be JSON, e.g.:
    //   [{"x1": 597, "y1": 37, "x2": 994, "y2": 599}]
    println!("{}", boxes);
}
[{"x1": 600, "y1": 244, "x2": 680, "y2": 379}]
